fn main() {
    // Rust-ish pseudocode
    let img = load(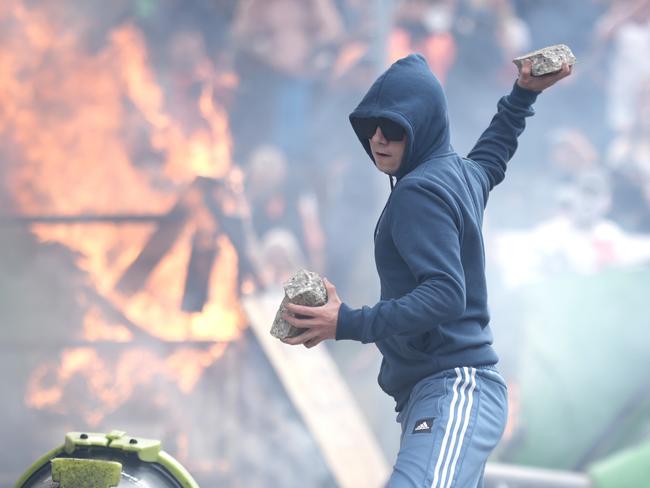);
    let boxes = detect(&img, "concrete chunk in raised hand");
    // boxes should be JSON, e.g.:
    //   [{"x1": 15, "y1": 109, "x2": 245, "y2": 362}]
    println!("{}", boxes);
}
[{"x1": 513, "y1": 44, "x2": 576, "y2": 76}]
